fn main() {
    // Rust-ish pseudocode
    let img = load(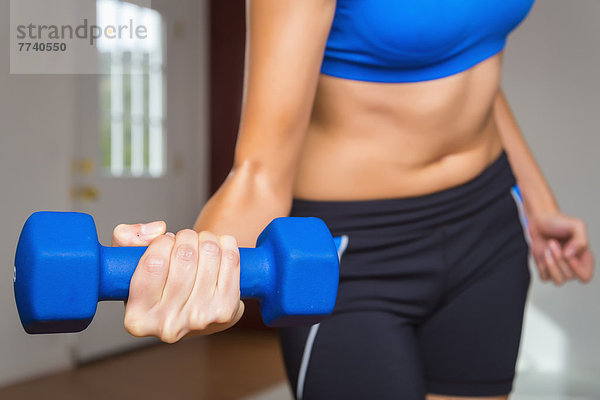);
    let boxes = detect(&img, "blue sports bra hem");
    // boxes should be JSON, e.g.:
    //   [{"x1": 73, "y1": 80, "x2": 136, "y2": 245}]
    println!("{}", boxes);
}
[{"x1": 320, "y1": 39, "x2": 506, "y2": 83}]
